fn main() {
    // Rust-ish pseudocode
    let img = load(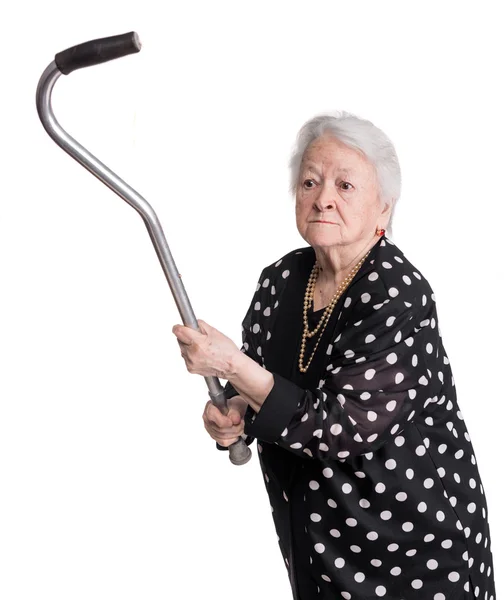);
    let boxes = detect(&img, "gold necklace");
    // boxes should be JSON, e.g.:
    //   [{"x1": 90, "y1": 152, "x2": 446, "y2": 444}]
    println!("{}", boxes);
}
[{"x1": 298, "y1": 251, "x2": 370, "y2": 373}]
